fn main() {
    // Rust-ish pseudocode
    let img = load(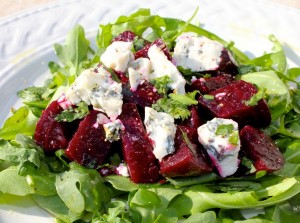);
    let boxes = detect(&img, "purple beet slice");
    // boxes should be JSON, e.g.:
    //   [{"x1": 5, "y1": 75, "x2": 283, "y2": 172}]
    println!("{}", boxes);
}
[
  {"x1": 177, "y1": 106, "x2": 204, "y2": 141},
  {"x1": 217, "y1": 49, "x2": 239, "y2": 75},
  {"x1": 65, "y1": 110, "x2": 112, "y2": 168},
  {"x1": 160, "y1": 126, "x2": 213, "y2": 177},
  {"x1": 240, "y1": 125, "x2": 284, "y2": 172},
  {"x1": 189, "y1": 74, "x2": 234, "y2": 94},
  {"x1": 198, "y1": 80, "x2": 271, "y2": 128},
  {"x1": 119, "y1": 103, "x2": 160, "y2": 183},
  {"x1": 122, "y1": 81, "x2": 162, "y2": 107},
  {"x1": 34, "y1": 100, "x2": 70, "y2": 152},
  {"x1": 112, "y1": 31, "x2": 136, "y2": 42},
  {"x1": 134, "y1": 39, "x2": 172, "y2": 61}
]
